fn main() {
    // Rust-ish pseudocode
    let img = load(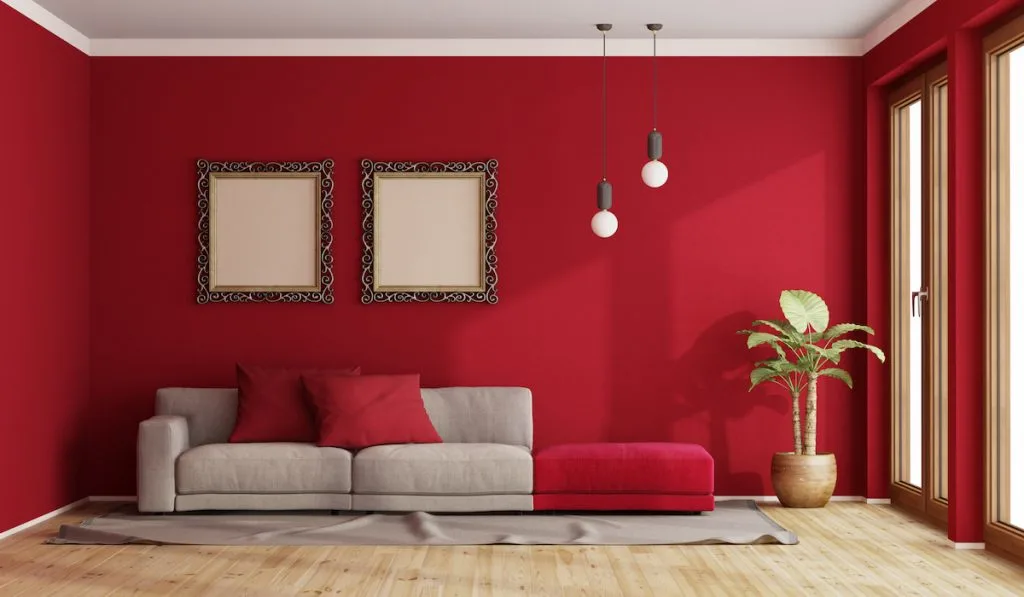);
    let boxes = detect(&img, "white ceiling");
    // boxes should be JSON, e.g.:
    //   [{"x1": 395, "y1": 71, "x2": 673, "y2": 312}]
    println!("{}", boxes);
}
[{"x1": 34, "y1": 0, "x2": 907, "y2": 40}]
